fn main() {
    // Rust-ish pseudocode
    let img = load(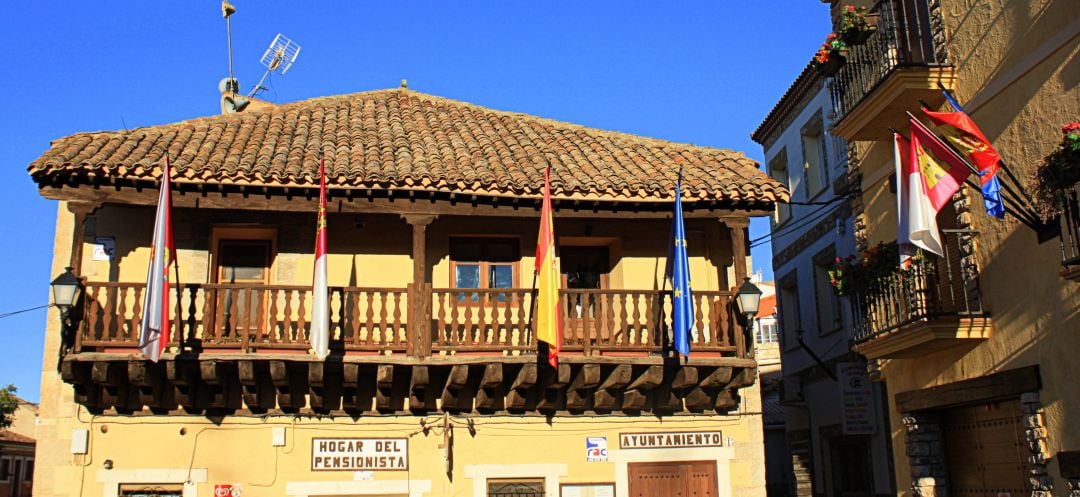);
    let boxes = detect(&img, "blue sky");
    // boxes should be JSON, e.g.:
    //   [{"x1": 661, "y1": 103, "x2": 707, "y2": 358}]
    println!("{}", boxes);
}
[{"x1": 0, "y1": 2, "x2": 828, "y2": 402}]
